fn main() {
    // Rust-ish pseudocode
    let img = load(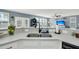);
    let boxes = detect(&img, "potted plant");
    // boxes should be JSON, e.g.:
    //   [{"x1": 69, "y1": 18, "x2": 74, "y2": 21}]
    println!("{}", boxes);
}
[{"x1": 8, "y1": 24, "x2": 15, "y2": 35}]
